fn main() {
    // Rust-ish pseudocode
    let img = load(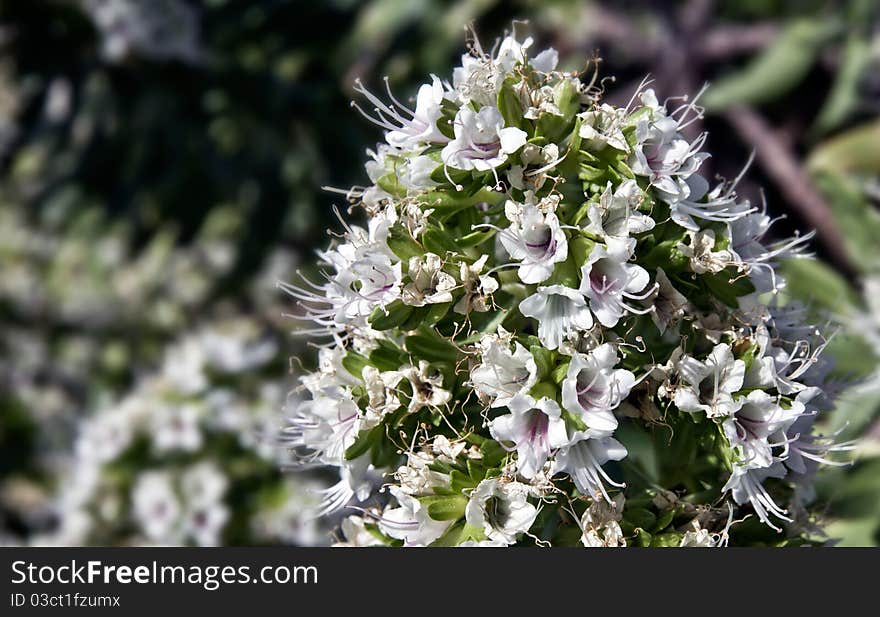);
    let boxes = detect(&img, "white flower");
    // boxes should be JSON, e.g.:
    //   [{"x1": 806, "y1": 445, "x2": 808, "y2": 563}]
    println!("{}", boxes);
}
[
  {"x1": 489, "y1": 393, "x2": 568, "y2": 479},
  {"x1": 441, "y1": 106, "x2": 527, "y2": 171},
  {"x1": 668, "y1": 174, "x2": 753, "y2": 231},
  {"x1": 182, "y1": 501, "x2": 229, "y2": 547},
  {"x1": 578, "y1": 104, "x2": 630, "y2": 152},
  {"x1": 333, "y1": 515, "x2": 385, "y2": 547},
  {"x1": 650, "y1": 268, "x2": 689, "y2": 333},
  {"x1": 281, "y1": 208, "x2": 402, "y2": 330},
  {"x1": 454, "y1": 254, "x2": 499, "y2": 314},
  {"x1": 283, "y1": 390, "x2": 362, "y2": 465},
  {"x1": 722, "y1": 391, "x2": 803, "y2": 469},
  {"x1": 585, "y1": 180, "x2": 655, "y2": 255},
  {"x1": 722, "y1": 463, "x2": 791, "y2": 531},
  {"x1": 352, "y1": 75, "x2": 450, "y2": 150},
  {"x1": 151, "y1": 404, "x2": 203, "y2": 453},
  {"x1": 498, "y1": 200, "x2": 568, "y2": 284},
  {"x1": 628, "y1": 89, "x2": 708, "y2": 205},
  {"x1": 552, "y1": 431, "x2": 627, "y2": 501},
  {"x1": 674, "y1": 343, "x2": 745, "y2": 418},
  {"x1": 471, "y1": 334, "x2": 537, "y2": 408},
  {"x1": 399, "y1": 155, "x2": 439, "y2": 192},
  {"x1": 679, "y1": 528, "x2": 718, "y2": 547},
  {"x1": 465, "y1": 478, "x2": 538, "y2": 545},
  {"x1": 677, "y1": 229, "x2": 734, "y2": 274},
  {"x1": 378, "y1": 487, "x2": 452, "y2": 546},
  {"x1": 561, "y1": 343, "x2": 635, "y2": 432},
  {"x1": 519, "y1": 285, "x2": 594, "y2": 350},
  {"x1": 132, "y1": 472, "x2": 181, "y2": 543},
  {"x1": 401, "y1": 253, "x2": 456, "y2": 306},
  {"x1": 362, "y1": 366, "x2": 403, "y2": 428},
  {"x1": 180, "y1": 462, "x2": 227, "y2": 507},
  {"x1": 580, "y1": 243, "x2": 652, "y2": 328},
  {"x1": 580, "y1": 494, "x2": 626, "y2": 547},
  {"x1": 401, "y1": 361, "x2": 451, "y2": 414}
]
